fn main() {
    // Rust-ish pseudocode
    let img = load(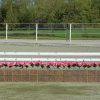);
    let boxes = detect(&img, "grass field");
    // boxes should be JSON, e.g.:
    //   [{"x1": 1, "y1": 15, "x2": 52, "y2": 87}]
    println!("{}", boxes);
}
[
  {"x1": 0, "y1": 82, "x2": 100, "y2": 100},
  {"x1": 0, "y1": 28, "x2": 100, "y2": 40}
]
